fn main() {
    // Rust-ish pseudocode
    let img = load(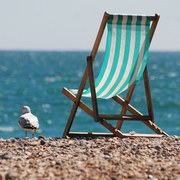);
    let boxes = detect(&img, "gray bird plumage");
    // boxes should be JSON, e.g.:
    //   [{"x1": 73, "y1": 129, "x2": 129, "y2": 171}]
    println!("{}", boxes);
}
[{"x1": 18, "y1": 106, "x2": 39, "y2": 138}]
